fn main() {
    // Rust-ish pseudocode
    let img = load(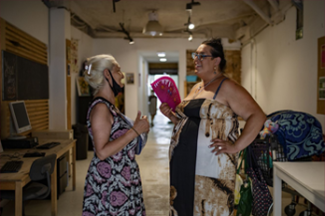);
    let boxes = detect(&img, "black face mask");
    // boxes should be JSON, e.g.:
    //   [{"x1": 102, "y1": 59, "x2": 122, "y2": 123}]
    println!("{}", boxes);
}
[{"x1": 106, "y1": 70, "x2": 123, "y2": 97}]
